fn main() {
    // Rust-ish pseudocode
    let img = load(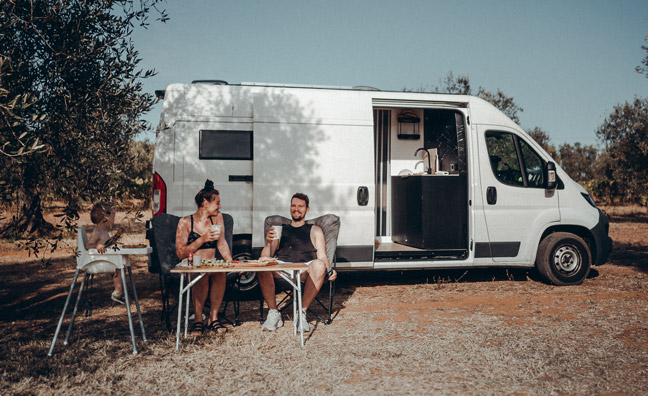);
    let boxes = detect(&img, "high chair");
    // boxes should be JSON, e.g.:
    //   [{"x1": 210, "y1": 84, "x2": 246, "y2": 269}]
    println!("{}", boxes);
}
[{"x1": 48, "y1": 226, "x2": 151, "y2": 356}]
